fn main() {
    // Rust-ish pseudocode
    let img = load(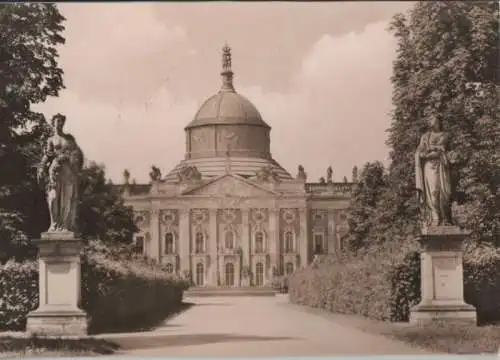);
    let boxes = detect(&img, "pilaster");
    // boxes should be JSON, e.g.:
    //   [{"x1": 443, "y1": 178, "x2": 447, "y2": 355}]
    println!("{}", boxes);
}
[
  {"x1": 241, "y1": 208, "x2": 250, "y2": 268},
  {"x1": 150, "y1": 208, "x2": 160, "y2": 260},
  {"x1": 178, "y1": 208, "x2": 191, "y2": 275},
  {"x1": 299, "y1": 208, "x2": 309, "y2": 267},
  {"x1": 208, "y1": 208, "x2": 218, "y2": 286},
  {"x1": 268, "y1": 208, "x2": 279, "y2": 276}
]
